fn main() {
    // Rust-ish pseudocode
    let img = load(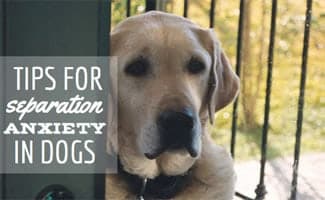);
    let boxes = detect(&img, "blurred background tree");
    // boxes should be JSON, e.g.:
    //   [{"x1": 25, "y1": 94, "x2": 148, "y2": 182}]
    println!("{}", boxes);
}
[{"x1": 111, "y1": 0, "x2": 325, "y2": 160}]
